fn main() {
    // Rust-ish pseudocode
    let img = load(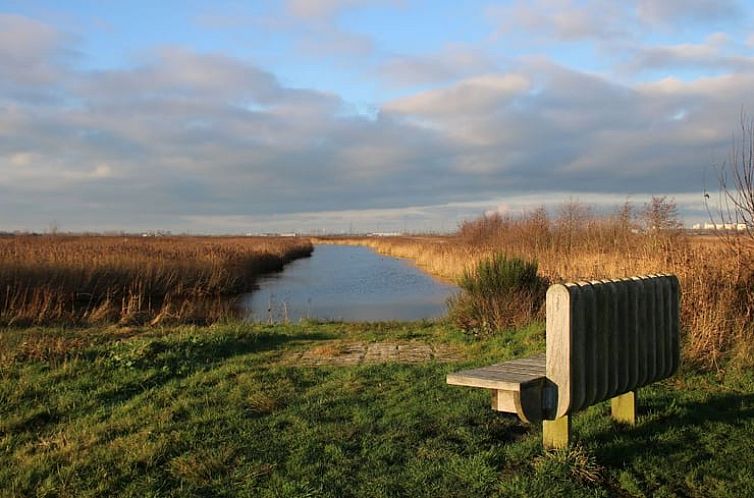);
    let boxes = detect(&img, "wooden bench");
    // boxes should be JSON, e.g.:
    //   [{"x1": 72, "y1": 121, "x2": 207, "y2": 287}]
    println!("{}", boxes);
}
[{"x1": 447, "y1": 274, "x2": 680, "y2": 448}]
